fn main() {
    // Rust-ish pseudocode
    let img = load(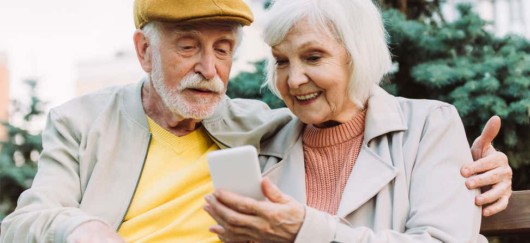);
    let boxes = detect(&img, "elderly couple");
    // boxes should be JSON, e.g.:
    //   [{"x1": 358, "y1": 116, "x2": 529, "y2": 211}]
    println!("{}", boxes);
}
[{"x1": 1, "y1": 0, "x2": 512, "y2": 242}]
